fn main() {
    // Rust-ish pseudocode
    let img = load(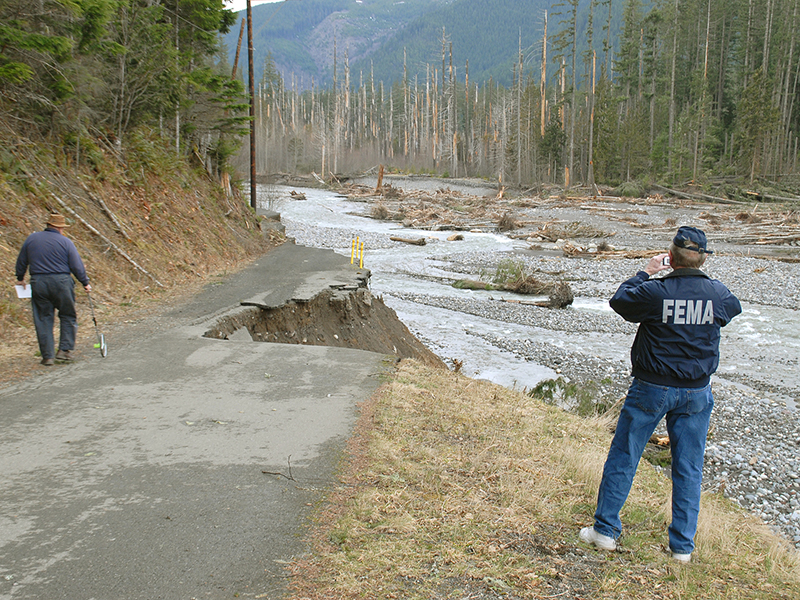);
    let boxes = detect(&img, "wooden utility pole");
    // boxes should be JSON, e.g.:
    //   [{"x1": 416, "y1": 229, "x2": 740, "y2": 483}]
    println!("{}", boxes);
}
[{"x1": 247, "y1": 0, "x2": 256, "y2": 209}]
